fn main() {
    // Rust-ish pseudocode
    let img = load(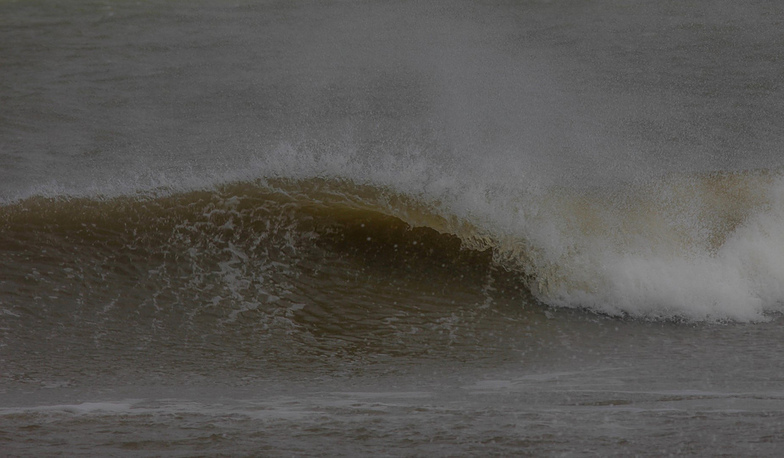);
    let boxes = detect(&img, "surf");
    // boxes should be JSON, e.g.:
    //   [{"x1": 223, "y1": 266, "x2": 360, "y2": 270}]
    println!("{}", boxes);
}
[{"x1": 2, "y1": 167, "x2": 784, "y2": 323}]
